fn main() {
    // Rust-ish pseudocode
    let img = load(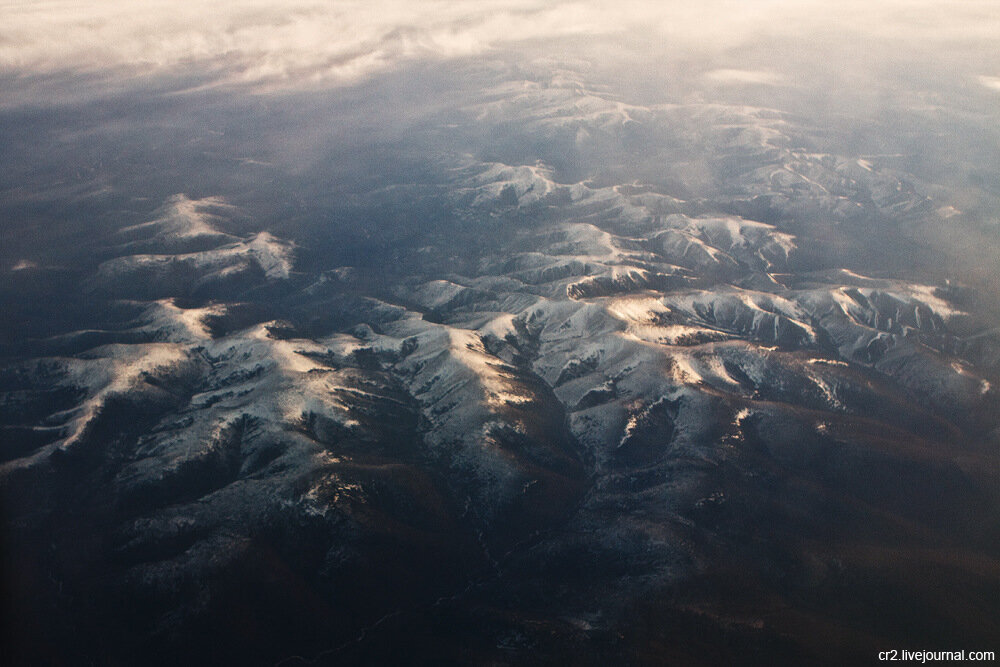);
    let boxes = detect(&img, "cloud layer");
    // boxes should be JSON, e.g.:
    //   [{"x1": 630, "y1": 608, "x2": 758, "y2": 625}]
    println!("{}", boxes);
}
[{"x1": 2, "y1": 0, "x2": 998, "y2": 94}]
